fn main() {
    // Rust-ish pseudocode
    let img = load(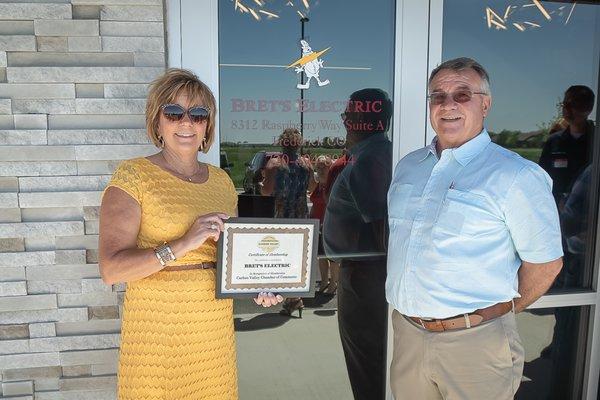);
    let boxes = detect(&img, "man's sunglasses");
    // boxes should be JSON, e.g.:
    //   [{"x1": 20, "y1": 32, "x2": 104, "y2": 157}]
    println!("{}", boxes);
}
[
  {"x1": 161, "y1": 104, "x2": 210, "y2": 123},
  {"x1": 427, "y1": 90, "x2": 488, "y2": 106}
]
